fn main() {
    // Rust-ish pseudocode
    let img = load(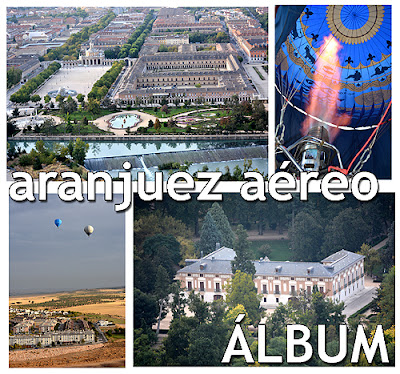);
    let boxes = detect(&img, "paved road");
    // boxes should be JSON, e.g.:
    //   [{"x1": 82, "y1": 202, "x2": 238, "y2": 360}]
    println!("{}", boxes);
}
[
  {"x1": 372, "y1": 238, "x2": 388, "y2": 251},
  {"x1": 342, "y1": 286, "x2": 377, "y2": 317},
  {"x1": 94, "y1": 323, "x2": 108, "y2": 343},
  {"x1": 243, "y1": 64, "x2": 268, "y2": 100}
]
